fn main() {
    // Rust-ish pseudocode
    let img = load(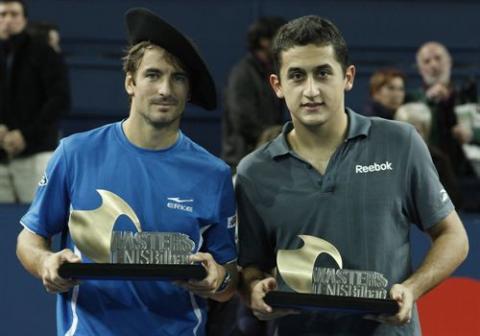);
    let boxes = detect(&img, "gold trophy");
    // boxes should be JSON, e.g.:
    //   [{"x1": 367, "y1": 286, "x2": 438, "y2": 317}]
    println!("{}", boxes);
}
[
  {"x1": 265, "y1": 235, "x2": 398, "y2": 314},
  {"x1": 58, "y1": 190, "x2": 206, "y2": 280}
]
